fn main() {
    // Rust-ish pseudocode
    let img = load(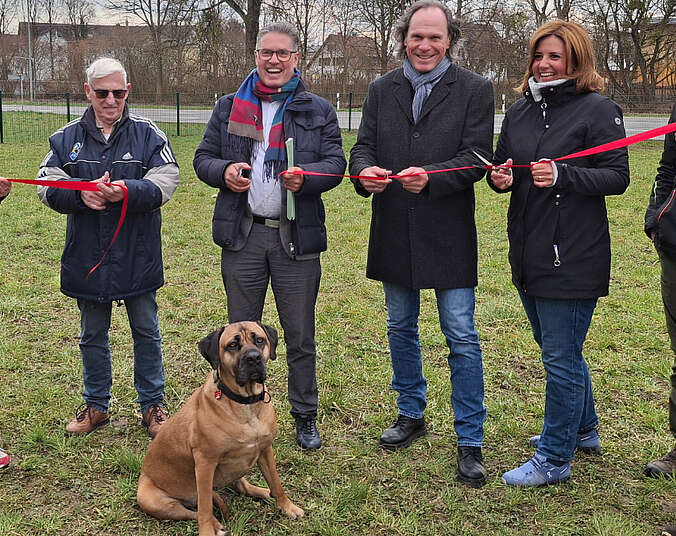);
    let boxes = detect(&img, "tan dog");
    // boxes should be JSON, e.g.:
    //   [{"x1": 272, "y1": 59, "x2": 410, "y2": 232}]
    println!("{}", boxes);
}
[{"x1": 137, "y1": 321, "x2": 304, "y2": 536}]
